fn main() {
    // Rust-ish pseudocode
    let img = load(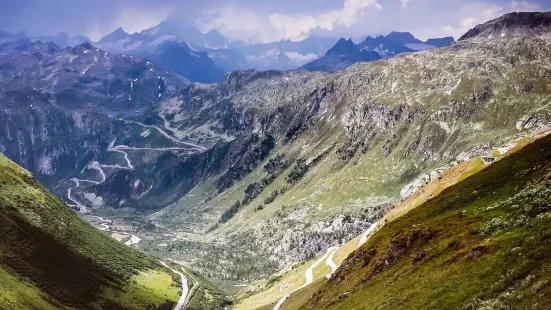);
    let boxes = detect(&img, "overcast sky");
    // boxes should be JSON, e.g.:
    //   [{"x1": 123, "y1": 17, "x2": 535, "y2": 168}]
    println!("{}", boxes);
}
[{"x1": 0, "y1": 0, "x2": 549, "y2": 43}]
